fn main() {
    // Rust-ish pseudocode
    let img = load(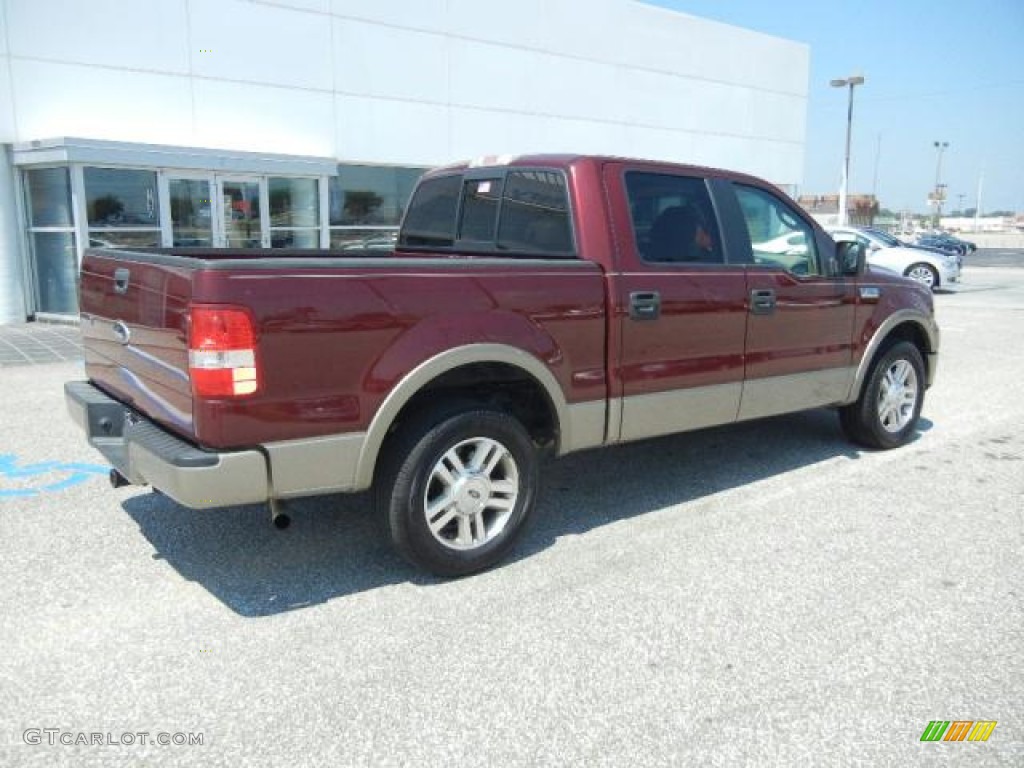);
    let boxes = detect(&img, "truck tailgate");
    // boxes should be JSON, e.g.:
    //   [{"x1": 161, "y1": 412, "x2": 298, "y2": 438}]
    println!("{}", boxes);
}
[{"x1": 79, "y1": 251, "x2": 195, "y2": 440}]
